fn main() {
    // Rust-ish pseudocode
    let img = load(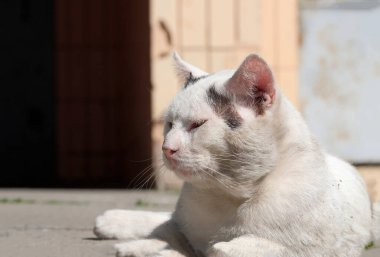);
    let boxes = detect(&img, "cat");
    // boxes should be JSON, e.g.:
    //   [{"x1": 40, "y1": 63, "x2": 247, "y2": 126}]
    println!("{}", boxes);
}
[{"x1": 94, "y1": 52, "x2": 380, "y2": 257}]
